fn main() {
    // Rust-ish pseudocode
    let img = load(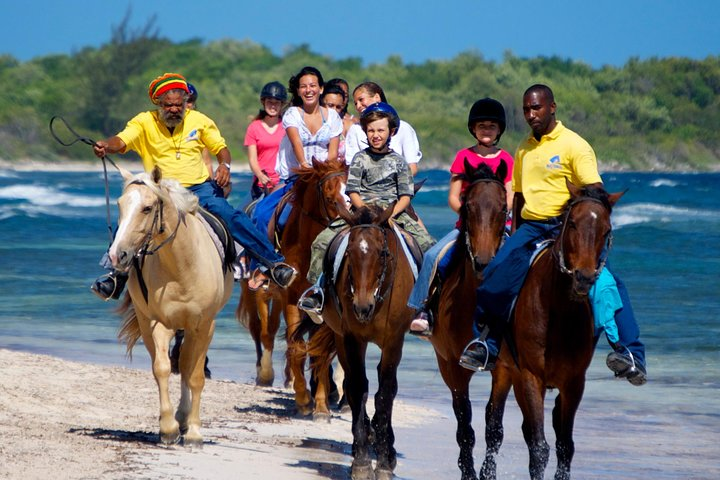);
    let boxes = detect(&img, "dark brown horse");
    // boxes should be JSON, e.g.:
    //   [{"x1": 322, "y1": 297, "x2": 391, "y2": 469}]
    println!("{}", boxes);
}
[
  {"x1": 319, "y1": 204, "x2": 415, "y2": 480},
  {"x1": 427, "y1": 159, "x2": 508, "y2": 480},
  {"x1": 236, "y1": 158, "x2": 346, "y2": 418},
  {"x1": 480, "y1": 182, "x2": 624, "y2": 480}
]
